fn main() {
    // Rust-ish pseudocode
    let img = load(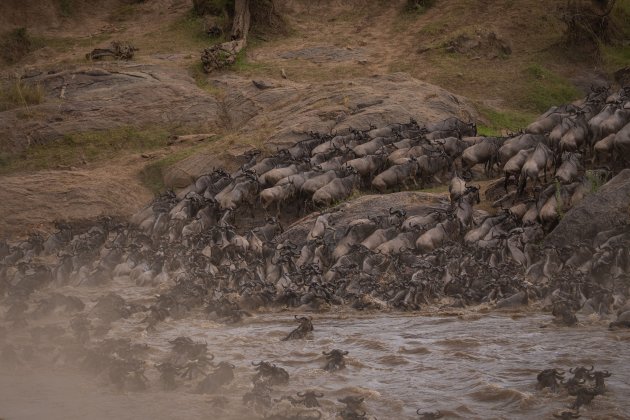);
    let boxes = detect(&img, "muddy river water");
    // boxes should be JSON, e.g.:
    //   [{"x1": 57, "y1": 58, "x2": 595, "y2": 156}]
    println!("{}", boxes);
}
[{"x1": 2, "y1": 307, "x2": 629, "y2": 420}]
